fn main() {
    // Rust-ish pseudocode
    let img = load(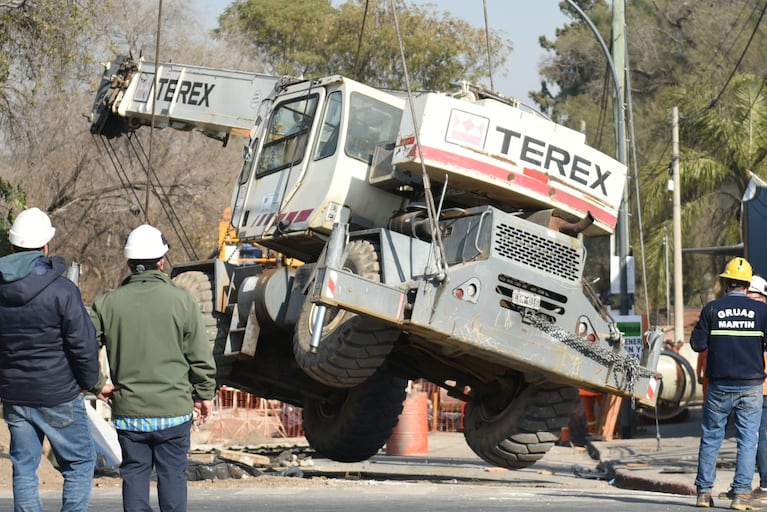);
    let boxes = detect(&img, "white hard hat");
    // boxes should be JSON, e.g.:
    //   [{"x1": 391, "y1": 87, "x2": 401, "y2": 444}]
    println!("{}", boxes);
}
[
  {"x1": 9, "y1": 207, "x2": 56, "y2": 249},
  {"x1": 749, "y1": 275, "x2": 767, "y2": 297},
  {"x1": 124, "y1": 224, "x2": 169, "y2": 259}
]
